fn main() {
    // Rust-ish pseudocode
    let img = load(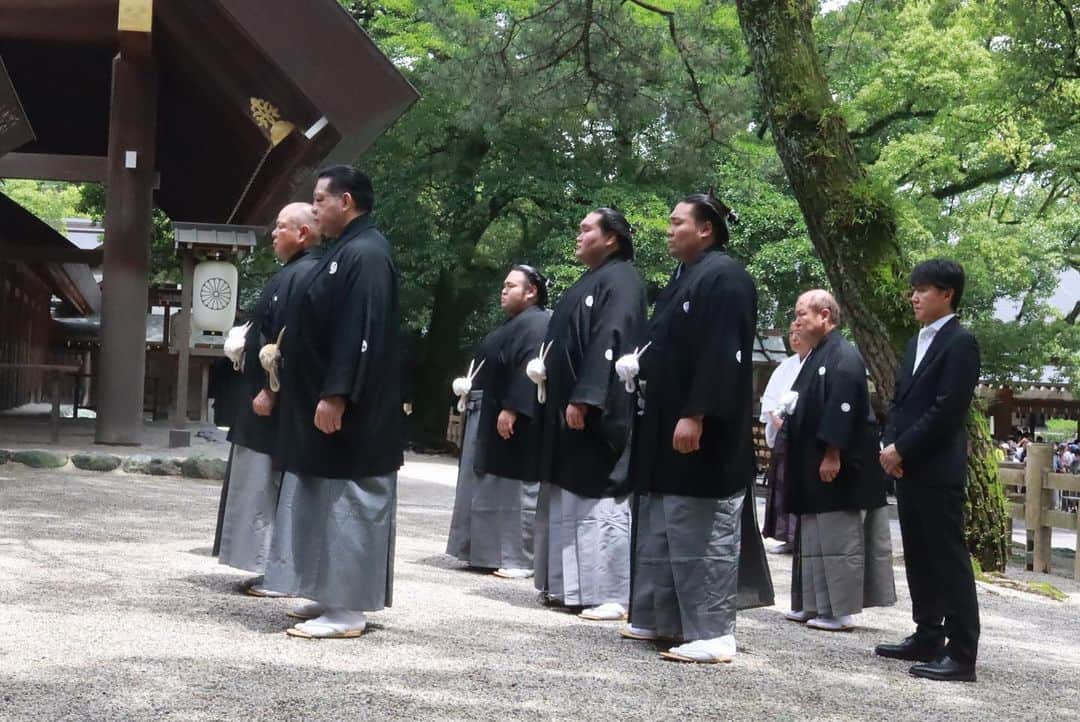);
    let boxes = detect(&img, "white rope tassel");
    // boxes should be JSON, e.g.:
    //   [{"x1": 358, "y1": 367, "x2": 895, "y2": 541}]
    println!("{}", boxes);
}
[
  {"x1": 526, "y1": 341, "x2": 554, "y2": 404},
  {"x1": 259, "y1": 326, "x2": 286, "y2": 392},
  {"x1": 614, "y1": 341, "x2": 651, "y2": 393},
  {"x1": 452, "y1": 358, "x2": 485, "y2": 412},
  {"x1": 223, "y1": 322, "x2": 252, "y2": 372}
]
